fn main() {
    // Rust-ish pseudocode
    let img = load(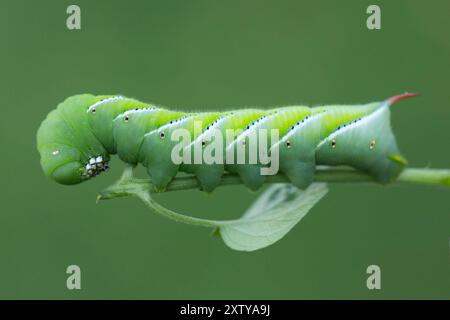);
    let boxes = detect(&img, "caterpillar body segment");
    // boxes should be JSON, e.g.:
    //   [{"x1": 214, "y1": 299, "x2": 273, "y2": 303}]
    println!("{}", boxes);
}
[
  {"x1": 181, "y1": 109, "x2": 266, "y2": 192},
  {"x1": 113, "y1": 108, "x2": 185, "y2": 165},
  {"x1": 37, "y1": 93, "x2": 414, "y2": 190},
  {"x1": 87, "y1": 95, "x2": 149, "y2": 154},
  {"x1": 315, "y1": 102, "x2": 403, "y2": 183},
  {"x1": 224, "y1": 107, "x2": 309, "y2": 190},
  {"x1": 140, "y1": 112, "x2": 221, "y2": 190},
  {"x1": 273, "y1": 110, "x2": 325, "y2": 189}
]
